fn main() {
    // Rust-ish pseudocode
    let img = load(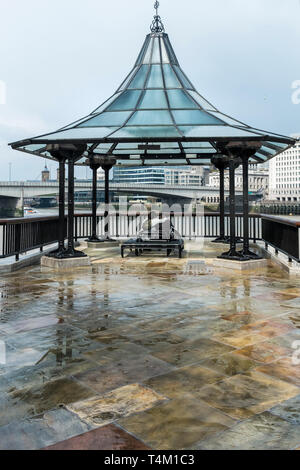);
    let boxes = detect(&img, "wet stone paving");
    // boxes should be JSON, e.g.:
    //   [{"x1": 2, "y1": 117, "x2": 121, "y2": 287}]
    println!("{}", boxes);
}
[{"x1": 0, "y1": 240, "x2": 299, "y2": 450}]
